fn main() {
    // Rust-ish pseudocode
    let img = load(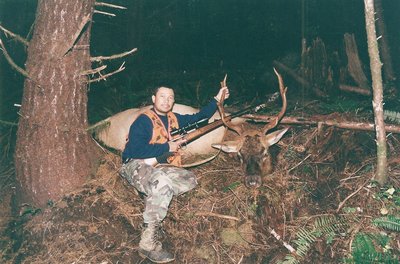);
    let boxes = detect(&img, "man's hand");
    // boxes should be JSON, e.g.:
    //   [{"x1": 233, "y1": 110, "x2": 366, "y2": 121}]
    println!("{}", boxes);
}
[
  {"x1": 214, "y1": 86, "x2": 230, "y2": 103},
  {"x1": 168, "y1": 138, "x2": 187, "y2": 152}
]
